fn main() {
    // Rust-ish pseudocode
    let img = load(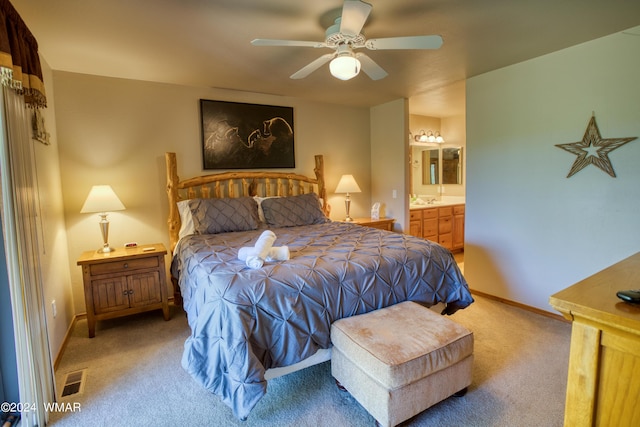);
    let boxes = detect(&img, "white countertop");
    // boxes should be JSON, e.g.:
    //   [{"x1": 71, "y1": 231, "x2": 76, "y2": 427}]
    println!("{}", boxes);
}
[{"x1": 410, "y1": 196, "x2": 465, "y2": 209}]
